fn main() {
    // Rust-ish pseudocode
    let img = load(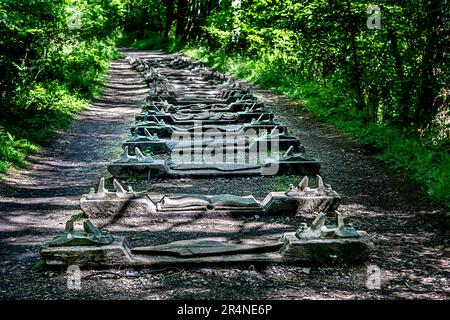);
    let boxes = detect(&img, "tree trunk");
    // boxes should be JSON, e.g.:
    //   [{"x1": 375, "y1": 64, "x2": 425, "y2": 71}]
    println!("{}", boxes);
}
[
  {"x1": 388, "y1": 28, "x2": 411, "y2": 125},
  {"x1": 176, "y1": 0, "x2": 187, "y2": 38},
  {"x1": 345, "y1": 0, "x2": 365, "y2": 113},
  {"x1": 415, "y1": 0, "x2": 443, "y2": 127},
  {"x1": 164, "y1": 0, "x2": 175, "y2": 43}
]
